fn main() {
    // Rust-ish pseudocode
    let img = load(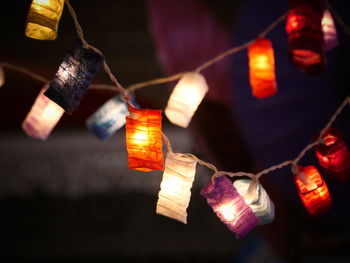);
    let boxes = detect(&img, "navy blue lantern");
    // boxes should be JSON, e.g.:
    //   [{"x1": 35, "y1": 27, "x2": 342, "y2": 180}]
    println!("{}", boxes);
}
[{"x1": 44, "y1": 40, "x2": 105, "y2": 114}]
